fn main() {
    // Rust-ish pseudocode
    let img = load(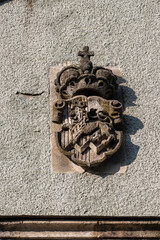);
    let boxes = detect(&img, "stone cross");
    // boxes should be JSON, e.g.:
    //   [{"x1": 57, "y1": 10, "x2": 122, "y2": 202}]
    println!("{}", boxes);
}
[
  {"x1": 78, "y1": 46, "x2": 94, "y2": 60},
  {"x1": 78, "y1": 46, "x2": 94, "y2": 73}
]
